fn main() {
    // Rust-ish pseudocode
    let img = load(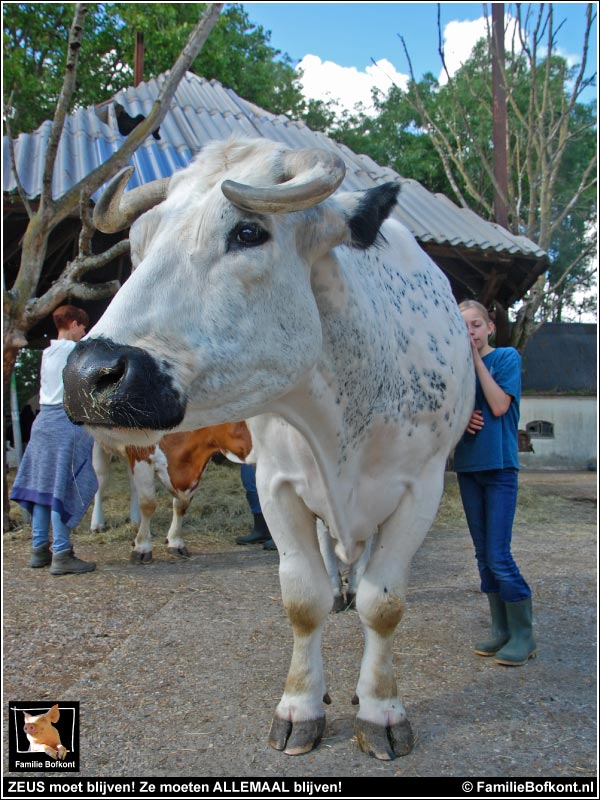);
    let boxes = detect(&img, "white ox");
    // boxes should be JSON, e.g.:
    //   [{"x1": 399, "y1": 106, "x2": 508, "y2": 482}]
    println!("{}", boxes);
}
[{"x1": 63, "y1": 138, "x2": 474, "y2": 760}]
